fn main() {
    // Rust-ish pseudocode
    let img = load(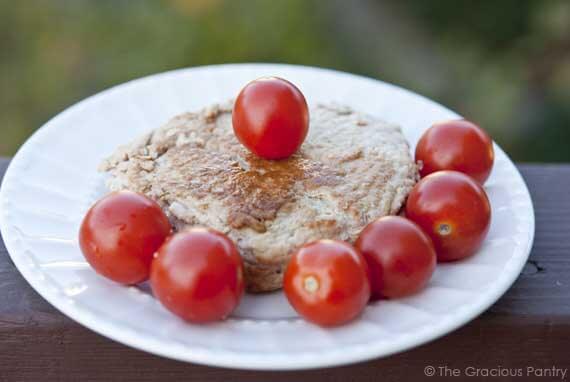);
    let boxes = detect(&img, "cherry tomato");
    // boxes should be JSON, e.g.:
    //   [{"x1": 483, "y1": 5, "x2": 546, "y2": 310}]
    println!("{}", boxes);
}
[
  {"x1": 232, "y1": 77, "x2": 309, "y2": 160},
  {"x1": 79, "y1": 191, "x2": 171, "y2": 284},
  {"x1": 283, "y1": 240, "x2": 370, "y2": 327},
  {"x1": 405, "y1": 171, "x2": 491, "y2": 261},
  {"x1": 355, "y1": 216, "x2": 436, "y2": 299},
  {"x1": 415, "y1": 120, "x2": 494, "y2": 184},
  {"x1": 150, "y1": 227, "x2": 244, "y2": 323}
]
